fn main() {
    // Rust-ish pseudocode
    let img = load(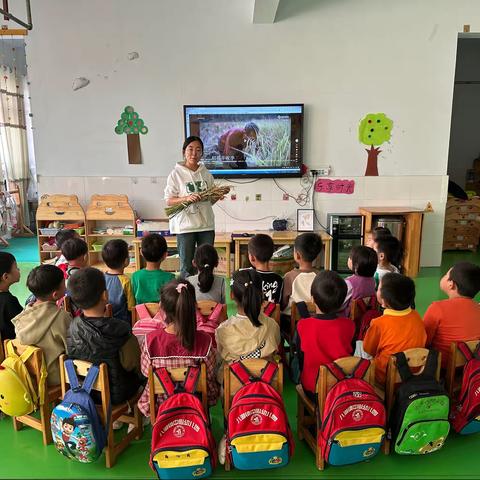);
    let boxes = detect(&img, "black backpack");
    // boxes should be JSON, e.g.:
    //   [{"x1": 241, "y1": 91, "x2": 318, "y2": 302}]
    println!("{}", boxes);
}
[{"x1": 389, "y1": 350, "x2": 450, "y2": 455}]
